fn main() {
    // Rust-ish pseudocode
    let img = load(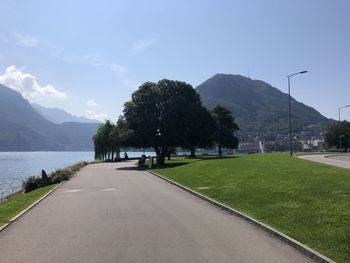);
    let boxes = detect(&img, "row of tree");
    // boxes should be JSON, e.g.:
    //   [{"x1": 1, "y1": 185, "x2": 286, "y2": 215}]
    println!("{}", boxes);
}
[{"x1": 93, "y1": 79, "x2": 239, "y2": 165}]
